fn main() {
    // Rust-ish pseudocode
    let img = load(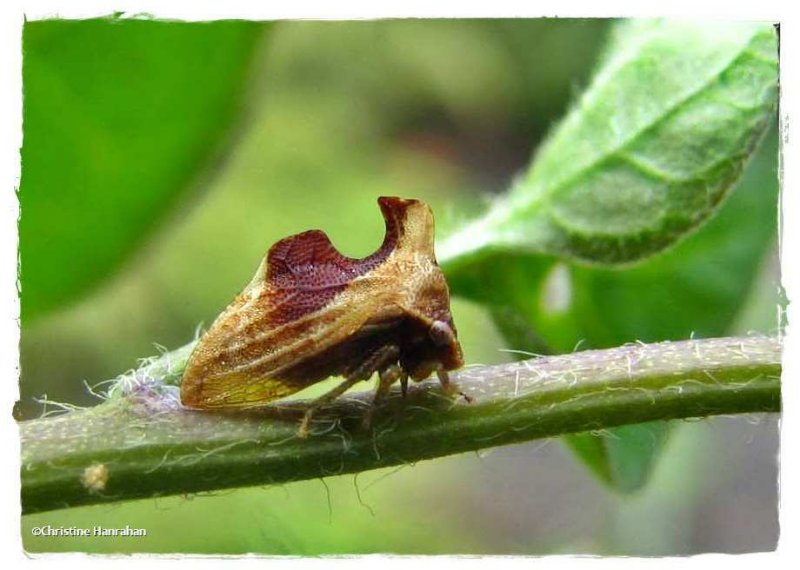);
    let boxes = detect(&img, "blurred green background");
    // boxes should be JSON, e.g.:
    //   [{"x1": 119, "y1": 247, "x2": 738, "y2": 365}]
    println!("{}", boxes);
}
[{"x1": 19, "y1": 18, "x2": 779, "y2": 554}]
